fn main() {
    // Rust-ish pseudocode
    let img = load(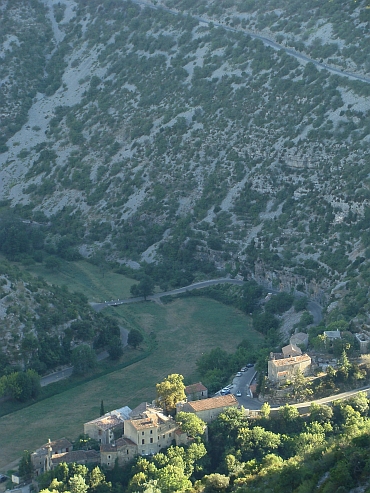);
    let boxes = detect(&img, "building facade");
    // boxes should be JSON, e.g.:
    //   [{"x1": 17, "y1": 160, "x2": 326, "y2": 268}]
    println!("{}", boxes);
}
[
  {"x1": 100, "y1": 437, "x2": 138, "y2": 468},
  {"x1": 123, "y1": 404, "x2": 178, "y2": 456}
]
